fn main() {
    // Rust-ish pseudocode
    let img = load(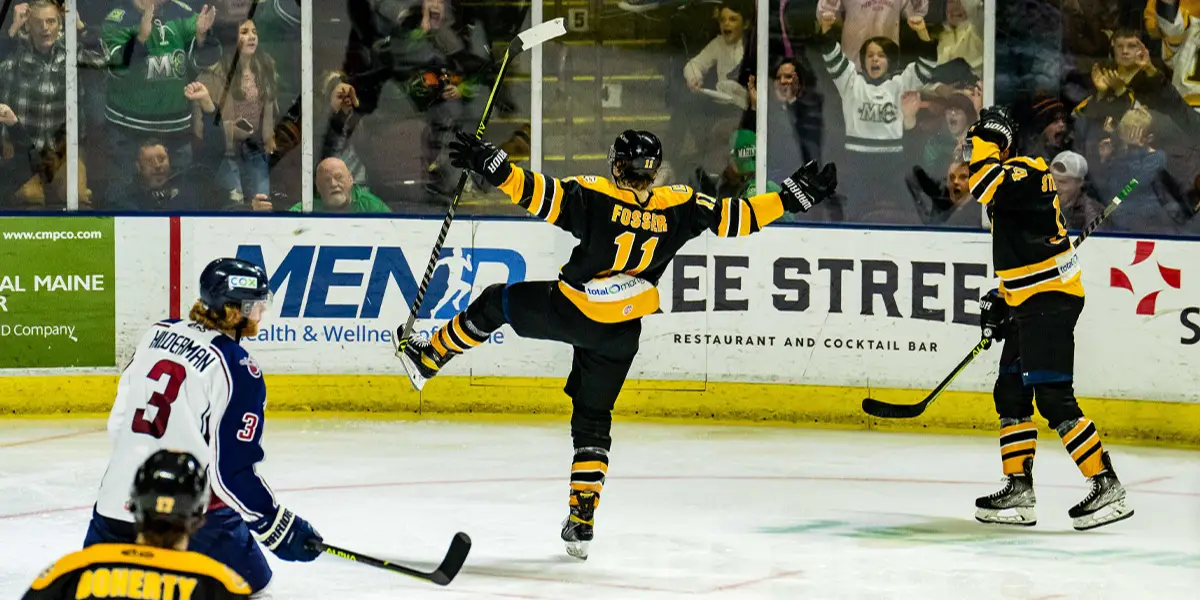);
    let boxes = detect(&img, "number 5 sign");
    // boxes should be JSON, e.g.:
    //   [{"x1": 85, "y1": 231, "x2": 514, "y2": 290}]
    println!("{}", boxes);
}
[{"x1": 568, "y1": 8, "x2": 588, "y2": 32}]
